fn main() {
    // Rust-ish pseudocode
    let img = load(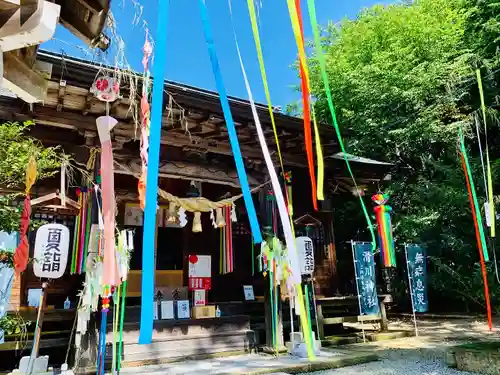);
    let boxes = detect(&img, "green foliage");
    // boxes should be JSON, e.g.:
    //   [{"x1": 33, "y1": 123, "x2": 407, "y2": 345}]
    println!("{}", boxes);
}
[
  {"x1": 0, "y1": 121, "x2": 60, "y2": 188},
  {"x1": 305, "y1": 0, "x2": 500, "y2": 310},
  {"x1": 0, "y1": 314, "x2": 30, "y2": 335},
  {"x1": 0, "y1": 121, "x2": 60, "y2": 247}
]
